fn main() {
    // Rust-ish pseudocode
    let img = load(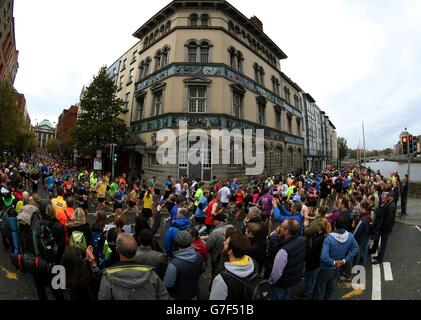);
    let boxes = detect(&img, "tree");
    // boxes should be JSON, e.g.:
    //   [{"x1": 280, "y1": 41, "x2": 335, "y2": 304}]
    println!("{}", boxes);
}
[
  {"x1": 45, "y1": 138, "x2": 59, "y2": 155},
  {"x1": 0, "y1": 80, "x2": 22, "y2": 150},
  {"x1": 14, "y1": 127, "x2": 38, "y2": 153},
  {"x1": 72, "y1": 66, "x2": 128, "y2": 156},
  {"x1": 338, "y1": 137, "x2": 349, "y2": 162}
]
